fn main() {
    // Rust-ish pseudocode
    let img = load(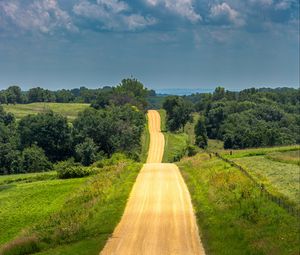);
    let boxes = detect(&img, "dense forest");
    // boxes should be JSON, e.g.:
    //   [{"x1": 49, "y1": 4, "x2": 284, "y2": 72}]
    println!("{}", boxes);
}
[
  {"x1": 0, "y1": 79, "x2": 148, "y2": 175},
  {"x1": 185, "y1": 87, "x2": 300, "y2": 149}
]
